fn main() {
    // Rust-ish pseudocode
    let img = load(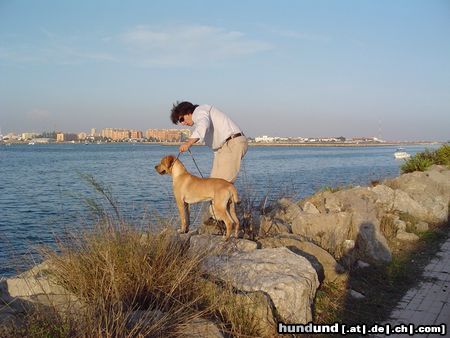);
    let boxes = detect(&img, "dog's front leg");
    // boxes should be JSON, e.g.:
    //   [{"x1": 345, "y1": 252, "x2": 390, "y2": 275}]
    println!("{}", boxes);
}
[{"x1": 176, "y1": 197, "x2": 190, "y2": 233}]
